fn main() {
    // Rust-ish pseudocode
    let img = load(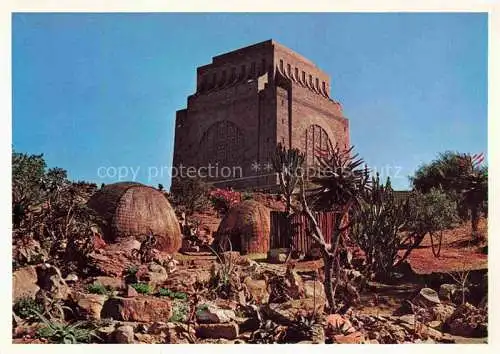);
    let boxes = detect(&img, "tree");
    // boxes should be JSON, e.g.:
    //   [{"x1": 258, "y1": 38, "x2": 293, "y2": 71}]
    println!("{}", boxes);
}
[
  {"x1": 411, "y1": 151, "x2": 487, "y2": 238},
  {"x1": 169, "y1": 176, "x2": 210, "y2": 216},
  {"x1": 400, "y1": 188, "x2": 458, "y2": 260},
  {"x1": 299, "y1": 144, "x2": 370, "y2": 312},
  {"x1": 12, "y1": 150, "x2": 101, "y2": 273}
]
